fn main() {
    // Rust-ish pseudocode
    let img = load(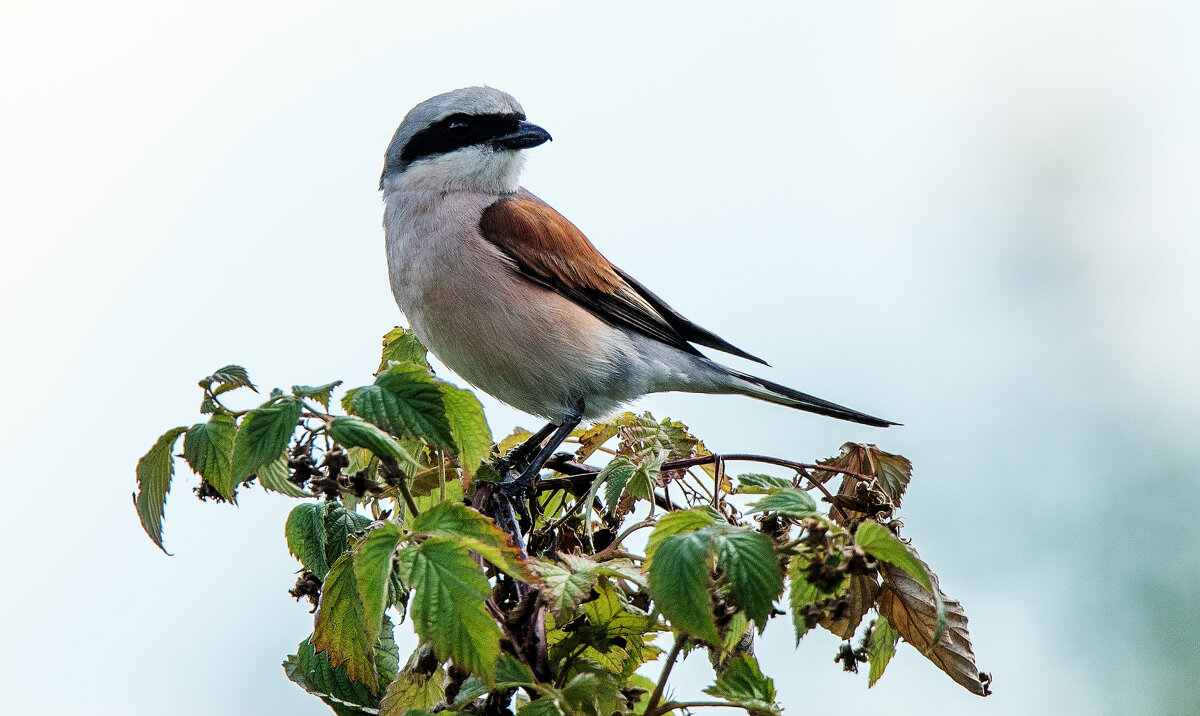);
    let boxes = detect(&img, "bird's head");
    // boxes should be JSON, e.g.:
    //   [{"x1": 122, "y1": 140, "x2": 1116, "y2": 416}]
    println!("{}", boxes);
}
[{"x1": 380, "y1": 87, "x2": 551, "y2": 195}]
